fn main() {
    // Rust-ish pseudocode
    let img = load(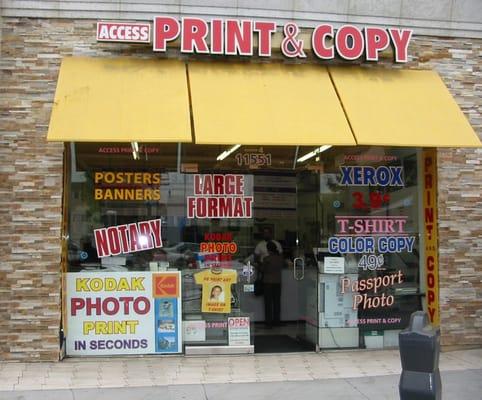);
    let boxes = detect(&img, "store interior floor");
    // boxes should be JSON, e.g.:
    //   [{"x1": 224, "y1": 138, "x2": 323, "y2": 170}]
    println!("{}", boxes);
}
[{"x1": 253, "y1": 322, "x2": 314, "y2": 353}]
